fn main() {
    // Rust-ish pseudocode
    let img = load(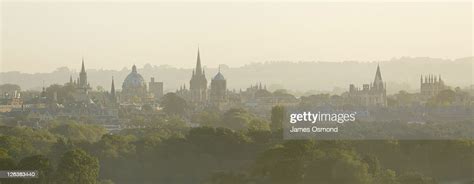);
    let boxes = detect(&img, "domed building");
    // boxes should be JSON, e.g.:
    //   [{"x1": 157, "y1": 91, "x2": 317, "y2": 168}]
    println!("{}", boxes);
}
[
  {"x1": 121, "y1": 65, "x2": 148, "y2": 103},
  {"x1": 210, "y1": 68, "x2": 227, "y2": 106}
]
